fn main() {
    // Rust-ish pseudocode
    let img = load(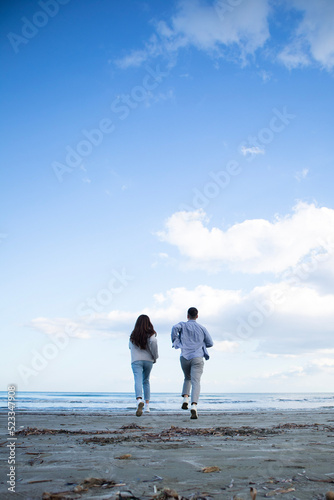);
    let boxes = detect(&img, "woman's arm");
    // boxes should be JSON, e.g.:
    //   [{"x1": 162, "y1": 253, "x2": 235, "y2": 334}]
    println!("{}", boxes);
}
[{"x1": 148, "y1": 335, "x2": 159, "y2": 362}]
